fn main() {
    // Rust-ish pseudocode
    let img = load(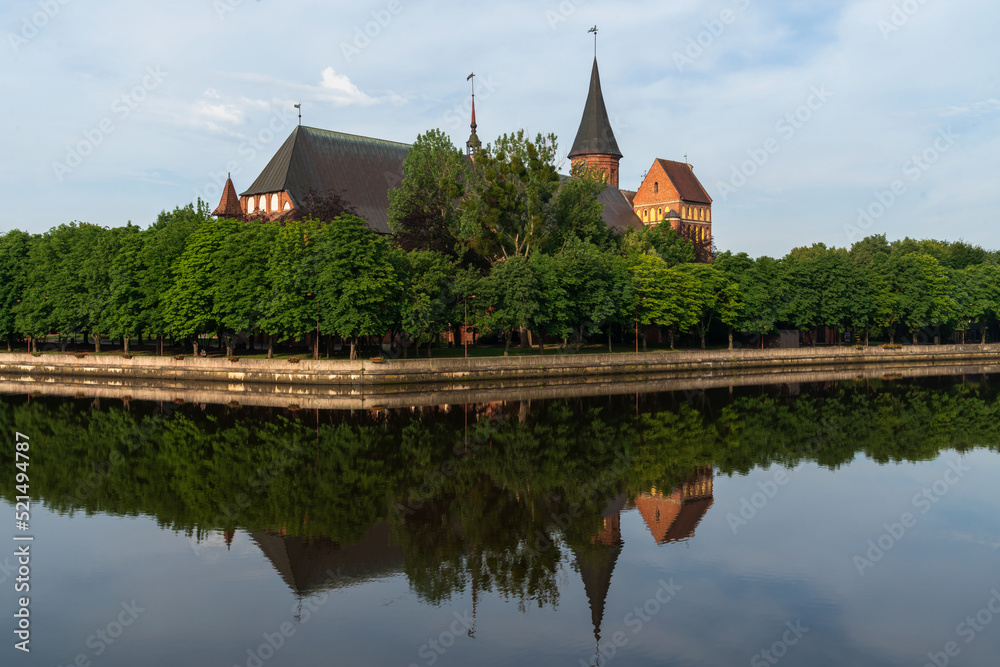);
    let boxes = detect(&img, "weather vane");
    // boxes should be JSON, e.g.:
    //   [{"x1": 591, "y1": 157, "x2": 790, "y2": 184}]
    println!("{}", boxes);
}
[
  {"x1": 294, "y1": 103, "x2": 301, "y2": 126},
  {"x1": 589, "y1": 25, "x2": 598, "y2": 57}
]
